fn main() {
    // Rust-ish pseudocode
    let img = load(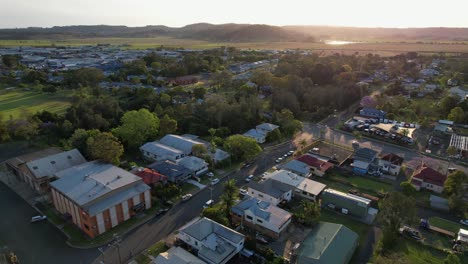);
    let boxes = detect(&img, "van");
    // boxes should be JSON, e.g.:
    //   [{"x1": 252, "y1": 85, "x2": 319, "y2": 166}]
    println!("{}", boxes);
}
[{"x1": 203, "y1": 199, "x2": 214, "y2": 209}]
